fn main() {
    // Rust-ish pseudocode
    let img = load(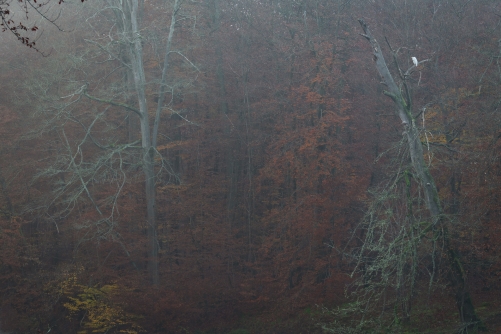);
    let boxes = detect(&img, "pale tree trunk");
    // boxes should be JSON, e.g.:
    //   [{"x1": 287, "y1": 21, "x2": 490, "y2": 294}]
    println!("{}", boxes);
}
[
  {"x1": 152, "y1": 0, "x2": 180, "y2": 147},
  {"x1": 107, "y1": 0, "x2": 179, "y2": 285},
  {"x1": 125, "y1": 0, "x2": 158, "y2": 285},
  {"x1": 358, "y1": 19, "x2": 481, "y2": 328}
]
